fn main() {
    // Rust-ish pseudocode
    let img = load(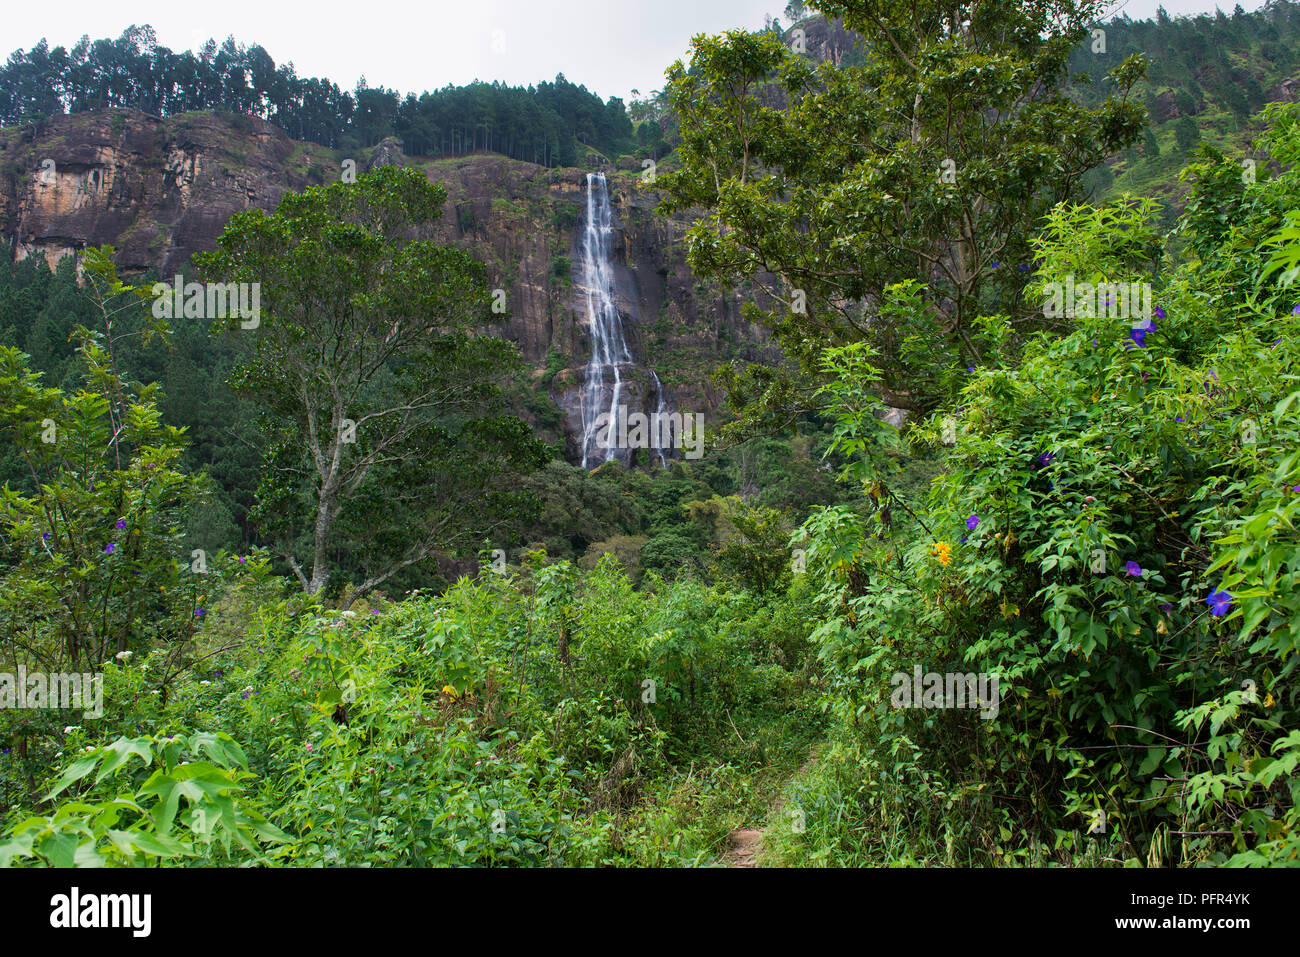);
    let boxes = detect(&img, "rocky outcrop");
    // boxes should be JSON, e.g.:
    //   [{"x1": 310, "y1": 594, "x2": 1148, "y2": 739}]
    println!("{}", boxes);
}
[
  {"x1": 0, "y1": 109, "x2": 336, "y2": 274},
  {"x1": 789, "y1": 16, "x2": 860, "y2": 66},
  {"x1": 0, "y1": 109, "x2": 773, "y2": 463},
  {"x1": 365, "y1": 137, "x2": 407, "y2": 171}
]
